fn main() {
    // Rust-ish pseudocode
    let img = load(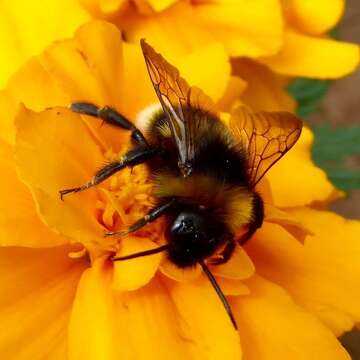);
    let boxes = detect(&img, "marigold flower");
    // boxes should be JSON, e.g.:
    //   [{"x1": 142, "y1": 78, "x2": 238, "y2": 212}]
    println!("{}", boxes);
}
[
  {"x1": 0, "y1": 21, "x2": 359, "y2": 359},
  {"x1": 1, "y1": 0, "x2": 359, "y2": 105}
]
